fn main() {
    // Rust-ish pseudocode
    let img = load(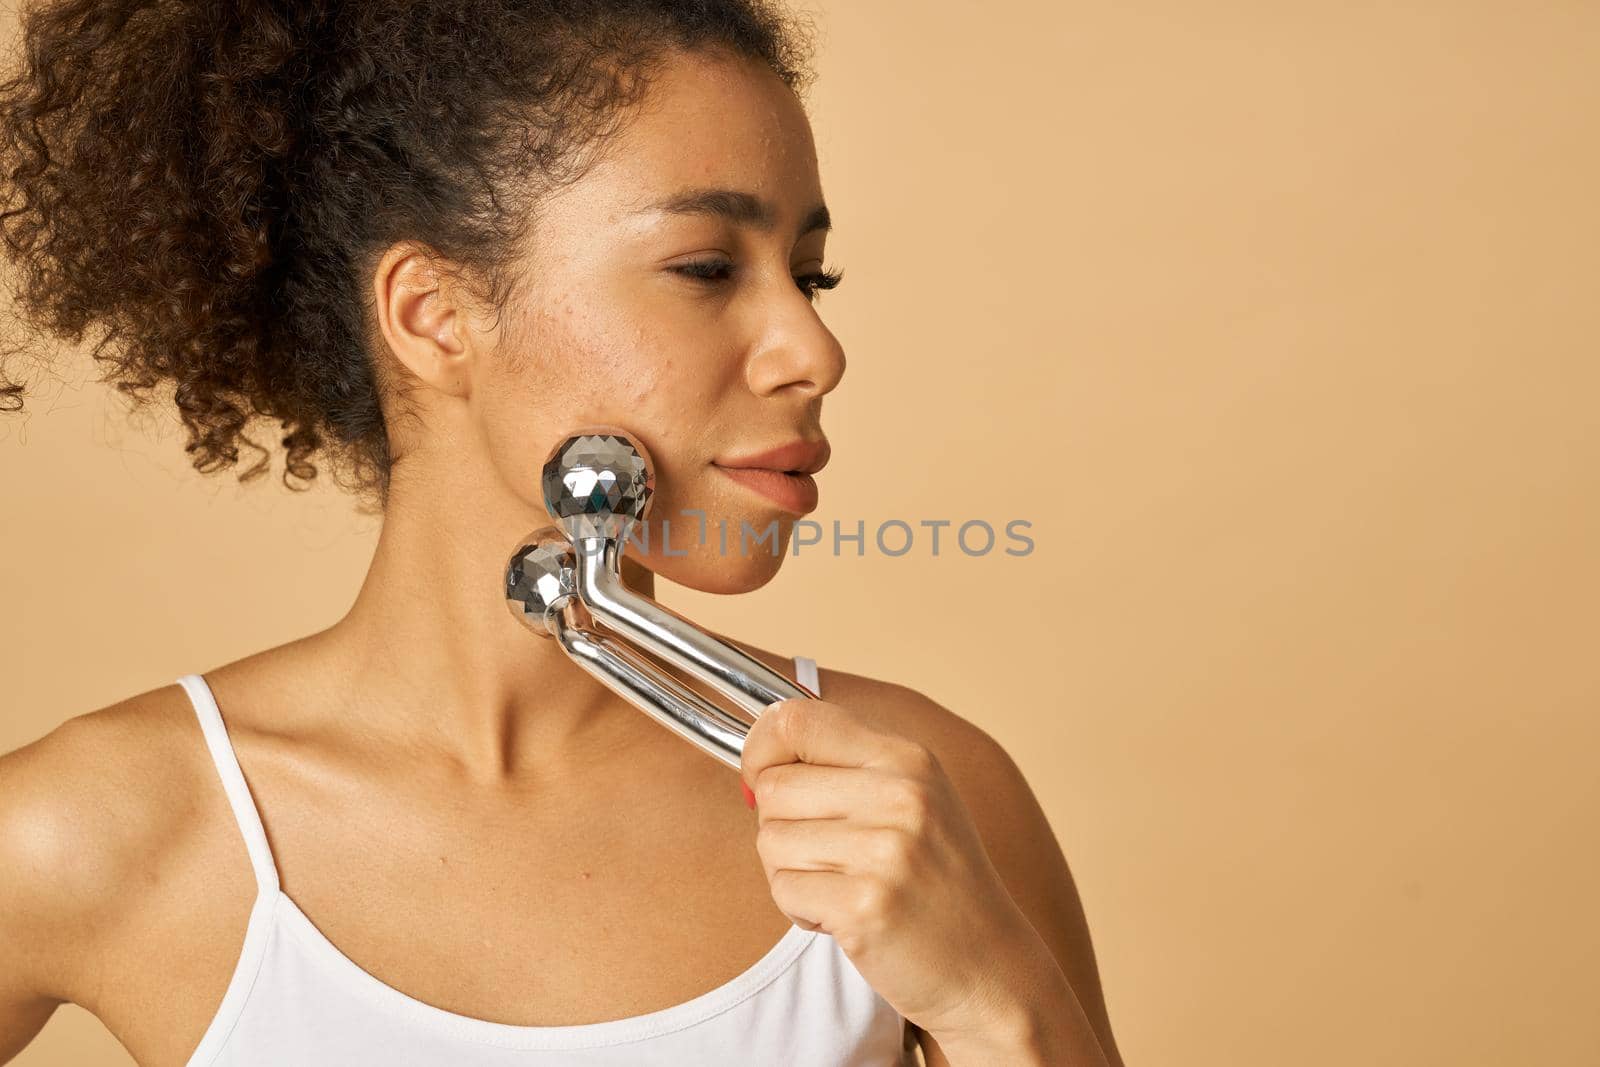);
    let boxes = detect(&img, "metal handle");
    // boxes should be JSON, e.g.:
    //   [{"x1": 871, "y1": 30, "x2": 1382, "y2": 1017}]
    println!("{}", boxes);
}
[
  {"x1": 572, "y1": 535, "x2": 813, "y2": 715},
  {"x1": 545, "y1": 601, "x2": 755, "y2": 769},
  {"x1": 505, "y1": 427, "x2": 818, "y2": 770}
]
